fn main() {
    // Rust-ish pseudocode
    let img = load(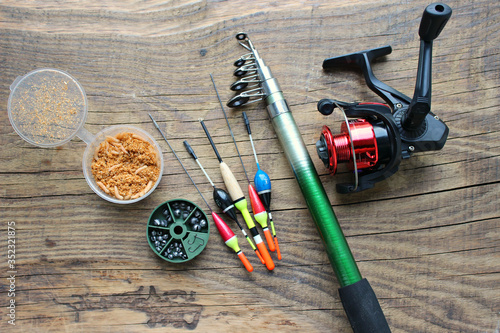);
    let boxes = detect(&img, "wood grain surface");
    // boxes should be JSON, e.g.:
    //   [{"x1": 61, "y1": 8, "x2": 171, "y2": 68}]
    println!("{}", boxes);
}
[{"x1": 0, "y1": 0, "x2": 499, "y2": 332}]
